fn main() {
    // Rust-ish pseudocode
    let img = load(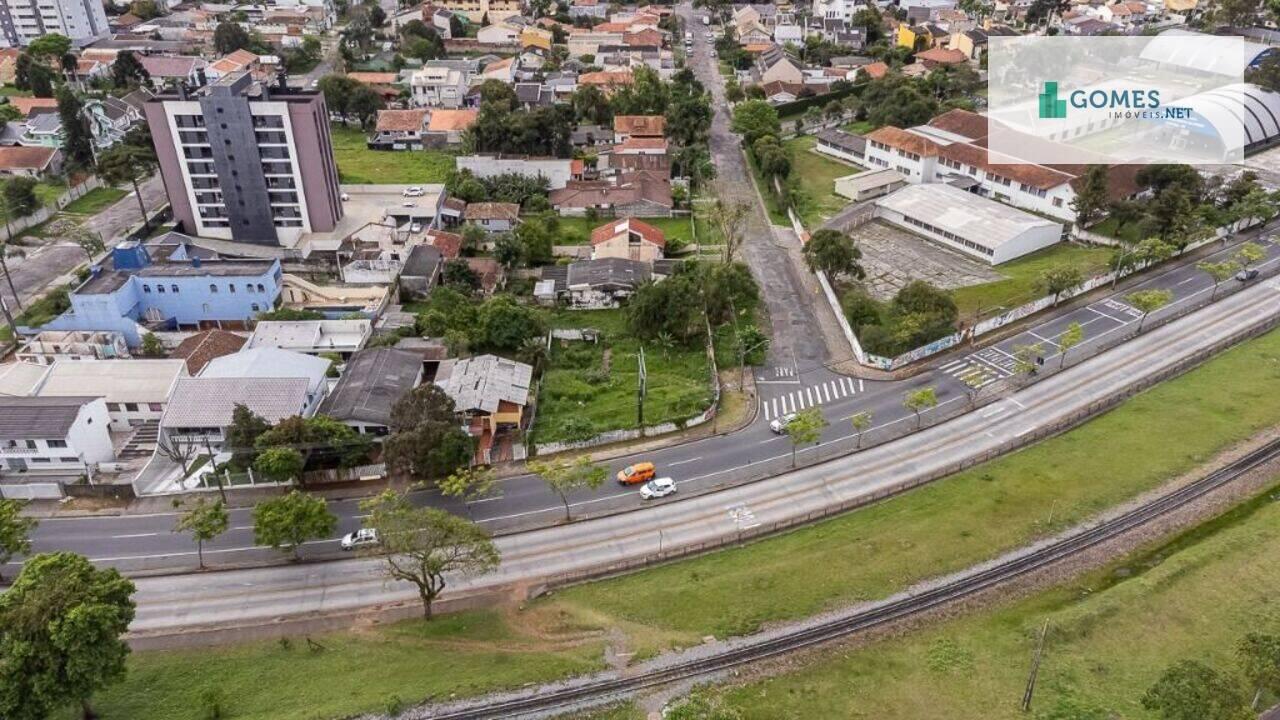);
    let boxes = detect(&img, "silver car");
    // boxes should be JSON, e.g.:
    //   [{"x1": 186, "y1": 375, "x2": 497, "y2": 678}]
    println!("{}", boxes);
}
[
  {"x1": 770, "y1": 412, "x2": 797, "y2": 434},
  {"x1": 639, "y1": 477, "x2": 677, "y2": 499}
]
